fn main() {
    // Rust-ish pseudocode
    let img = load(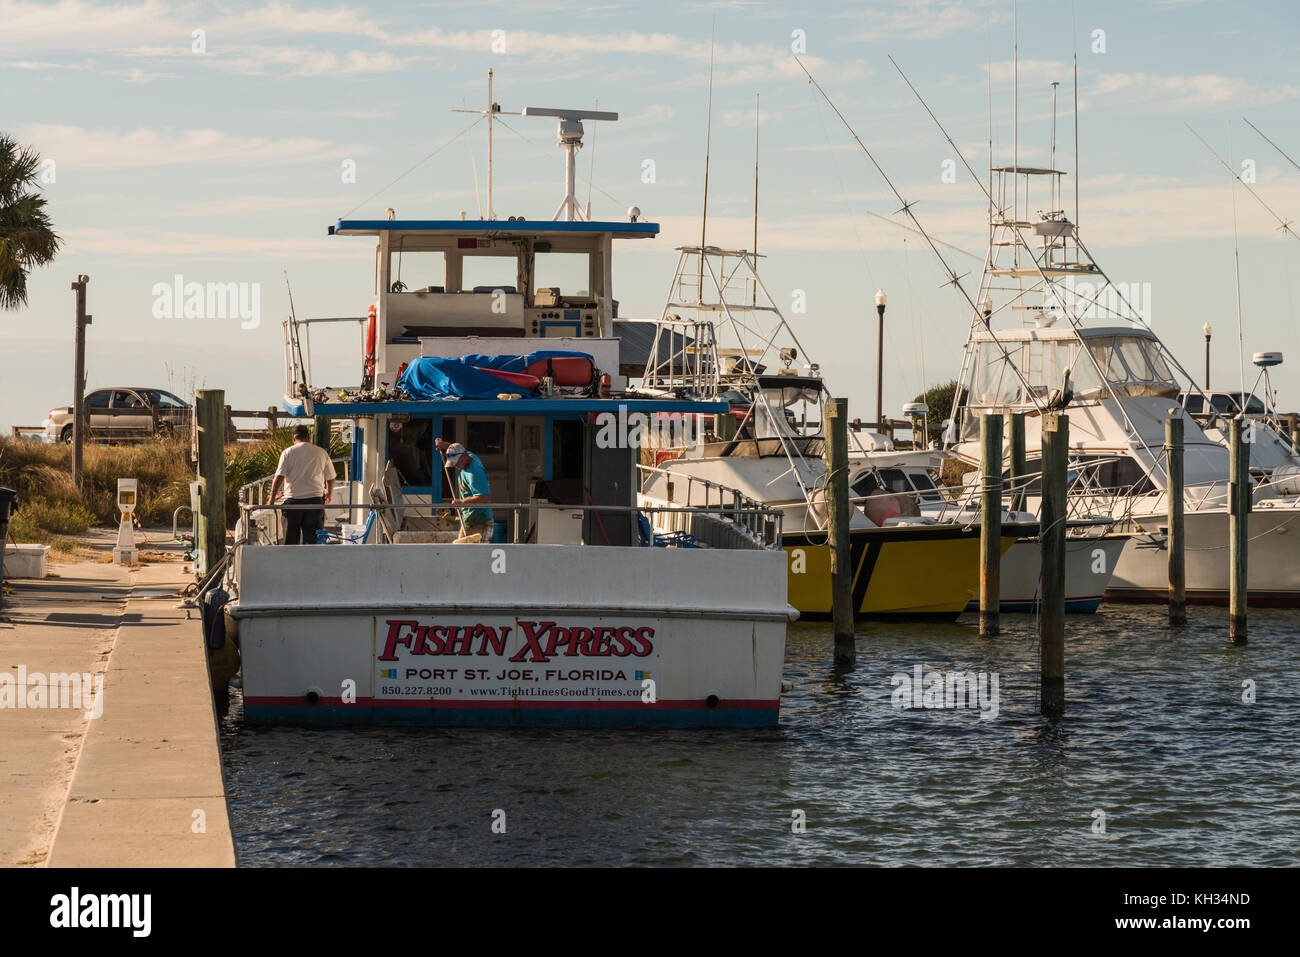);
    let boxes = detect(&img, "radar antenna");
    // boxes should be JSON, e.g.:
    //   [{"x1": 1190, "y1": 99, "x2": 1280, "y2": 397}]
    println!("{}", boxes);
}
[{"x1": 522, "y1": 107, "x2": 619, "y2": 221}]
